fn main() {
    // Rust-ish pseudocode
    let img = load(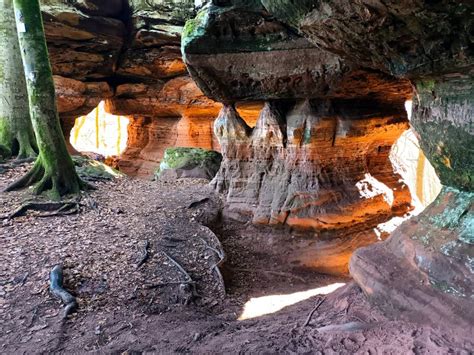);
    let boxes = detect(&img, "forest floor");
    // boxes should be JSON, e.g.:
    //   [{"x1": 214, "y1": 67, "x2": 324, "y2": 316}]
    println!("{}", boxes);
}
[{"x1": 0, "y1": 161, "x2": 472, "y2": 354}]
